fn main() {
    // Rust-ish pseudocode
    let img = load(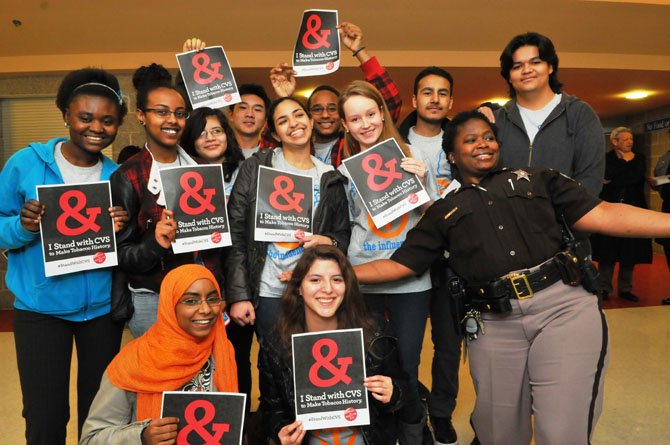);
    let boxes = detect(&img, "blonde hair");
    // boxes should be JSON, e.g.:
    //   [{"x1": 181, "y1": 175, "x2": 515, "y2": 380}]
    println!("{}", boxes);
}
[
  {"x1": 610, "y1": 126, "x2": 632, "y2": 141},
  {"x1": 338, "y1": 80, "x2": 411, "y2": 159}
]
